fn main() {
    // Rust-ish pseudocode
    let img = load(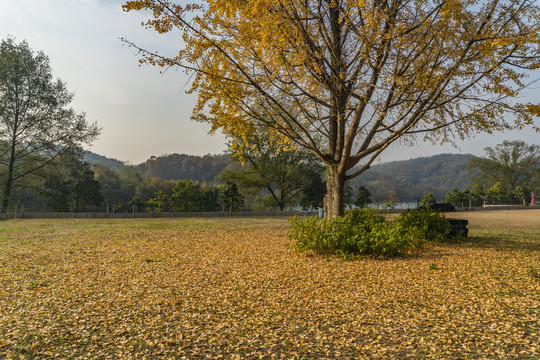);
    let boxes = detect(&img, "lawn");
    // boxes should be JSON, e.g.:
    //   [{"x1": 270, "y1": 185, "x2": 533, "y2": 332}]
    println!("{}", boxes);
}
[{"x1": 1, "y1": 211, "x2": 539, "y2": 359}]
